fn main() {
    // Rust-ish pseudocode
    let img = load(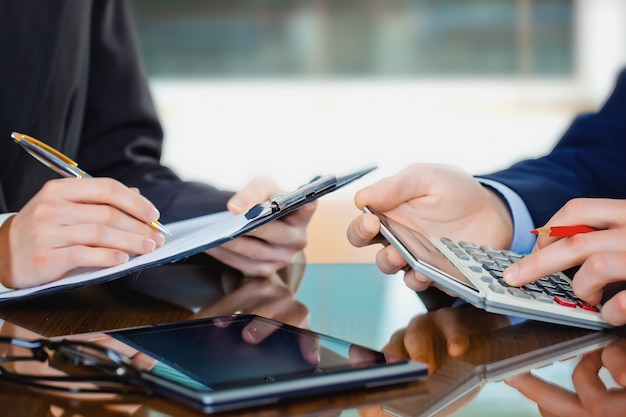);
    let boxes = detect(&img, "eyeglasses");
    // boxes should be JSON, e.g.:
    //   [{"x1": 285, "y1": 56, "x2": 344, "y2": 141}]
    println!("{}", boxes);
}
[{"x1": 0, "y1": 336, "x2": 152, "y2": 396}]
